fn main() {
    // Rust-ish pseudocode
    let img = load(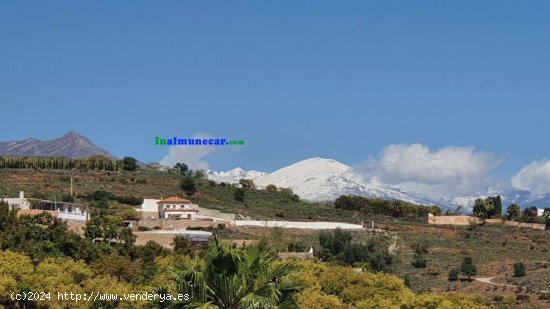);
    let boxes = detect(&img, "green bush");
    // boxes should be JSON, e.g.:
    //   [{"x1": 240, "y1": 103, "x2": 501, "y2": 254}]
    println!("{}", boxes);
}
[
  {"x1": 412, "y1": 254, "x2": 427, "y2": 268},
  {"x1": 448, "y1": 268, "x2": 459, "y2": 281},
  {"x1": 513, "y1": 262, "x2": 526, "y2": 277},
  {"x1": 234, "y1": 188, "x2": 245, "y2": 202},
  {"x1": 138, "y1": 226, "x2": 151, "y2": 231}
]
